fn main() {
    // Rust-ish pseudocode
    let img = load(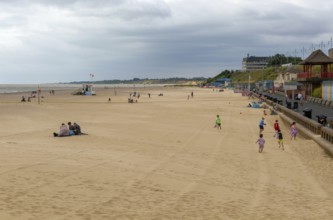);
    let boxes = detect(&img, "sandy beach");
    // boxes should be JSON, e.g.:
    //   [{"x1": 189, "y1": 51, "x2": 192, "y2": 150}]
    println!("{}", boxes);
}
[{"x1": 0, "y1": 86, "x2": 333, "y2": 220}]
